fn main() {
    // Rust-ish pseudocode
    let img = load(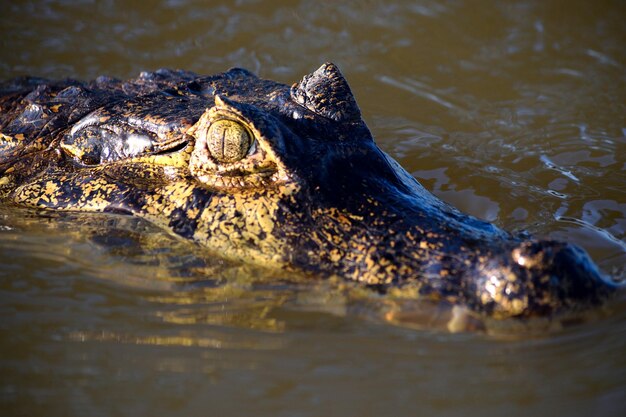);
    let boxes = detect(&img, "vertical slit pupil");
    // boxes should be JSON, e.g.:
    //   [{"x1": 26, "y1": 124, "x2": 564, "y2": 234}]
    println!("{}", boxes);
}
[{"x1": 207, "y1": 120, "x2": 251, "y2": 163}]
